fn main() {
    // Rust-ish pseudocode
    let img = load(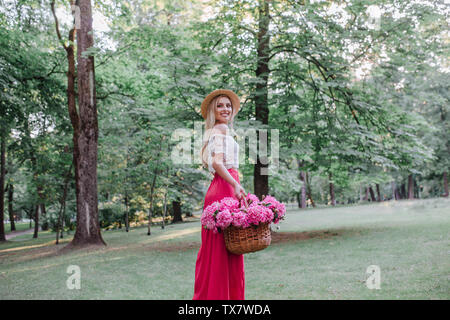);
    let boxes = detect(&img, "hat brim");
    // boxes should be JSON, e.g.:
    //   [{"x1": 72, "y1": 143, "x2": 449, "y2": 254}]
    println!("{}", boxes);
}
[{"x1": 201, "y1": 89, "x2": 241, "y2": 119}]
